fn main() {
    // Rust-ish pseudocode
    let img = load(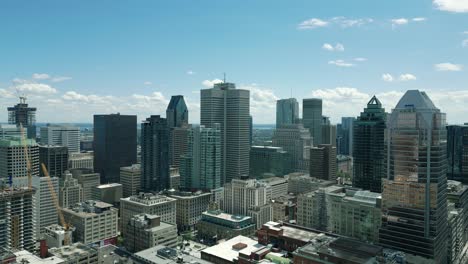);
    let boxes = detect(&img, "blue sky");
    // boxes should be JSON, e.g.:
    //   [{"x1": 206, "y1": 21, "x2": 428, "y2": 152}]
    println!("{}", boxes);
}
[{"x1": 1, "y1": 0, "x2": 467, "y2": 124}]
